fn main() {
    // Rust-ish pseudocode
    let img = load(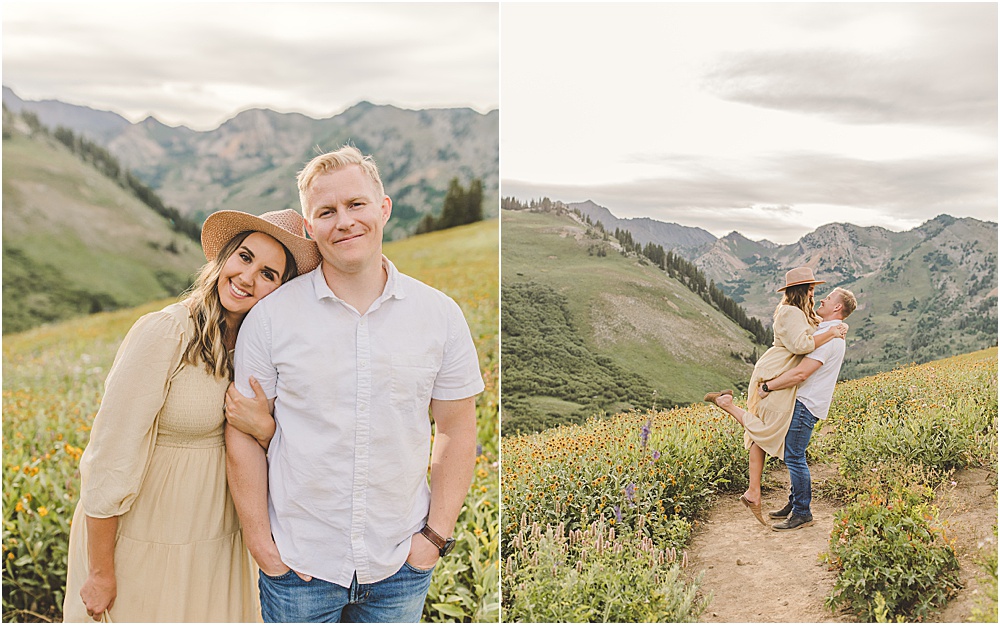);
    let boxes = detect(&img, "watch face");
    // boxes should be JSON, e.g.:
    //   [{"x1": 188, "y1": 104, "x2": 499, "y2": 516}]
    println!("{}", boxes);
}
[{"x1": 442, "y1": 538, "x2": 456, "y2": 556}]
